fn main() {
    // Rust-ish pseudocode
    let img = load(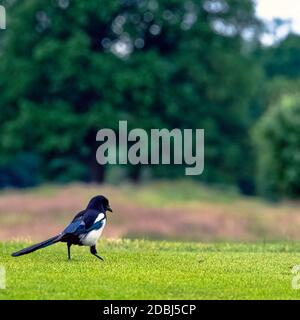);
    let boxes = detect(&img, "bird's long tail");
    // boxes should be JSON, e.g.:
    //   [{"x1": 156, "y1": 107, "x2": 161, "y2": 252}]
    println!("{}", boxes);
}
[{"x1": 11, "y1": 234, "x2": 63, "y2": 257}]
